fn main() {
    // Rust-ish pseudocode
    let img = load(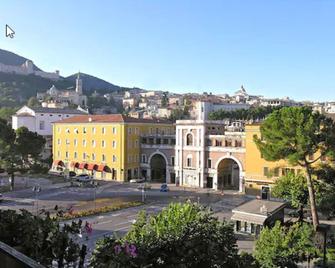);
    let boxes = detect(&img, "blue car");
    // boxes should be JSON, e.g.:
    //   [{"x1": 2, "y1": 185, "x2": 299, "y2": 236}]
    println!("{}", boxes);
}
[{"x1": 160, "y1": 183, "x2": 169, "y2": 192}]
